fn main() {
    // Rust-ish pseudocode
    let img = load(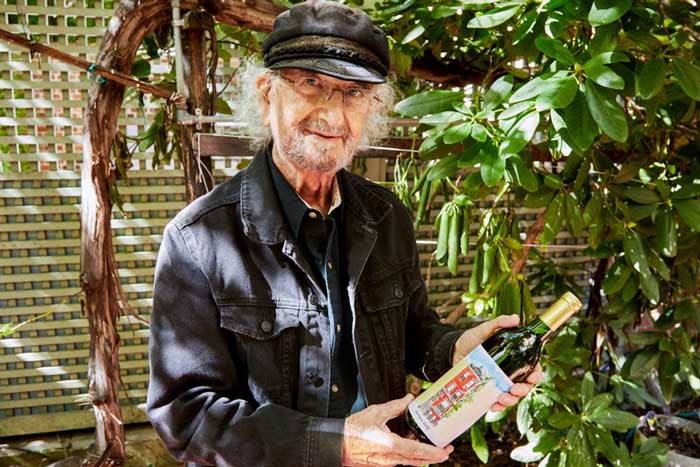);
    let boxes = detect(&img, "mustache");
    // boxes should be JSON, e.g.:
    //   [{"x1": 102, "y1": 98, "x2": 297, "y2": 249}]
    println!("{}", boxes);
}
[{"x1": 299, "y1": 119, "x2": 348, "y2": 138}]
